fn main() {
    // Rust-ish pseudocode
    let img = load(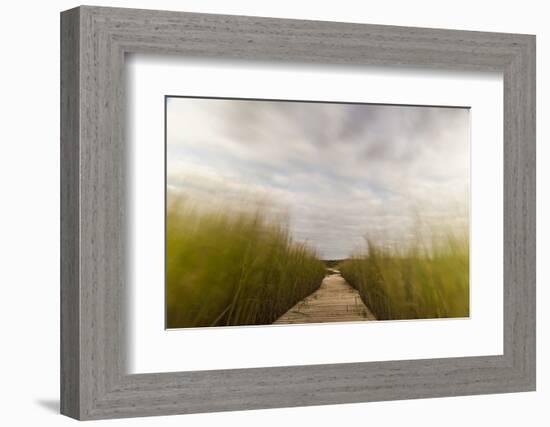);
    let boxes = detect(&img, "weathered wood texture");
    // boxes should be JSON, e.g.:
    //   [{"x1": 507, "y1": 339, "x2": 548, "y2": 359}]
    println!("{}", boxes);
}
[
  {"x1": 274, "y1": 272, "x2": 376, "y2": 324},
  {"x1": 60, "y1": 7, "x2": 80, "y2": 419},
  {"x1": 60, "y1": 5, "x2": 535, "y2": 420}
]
